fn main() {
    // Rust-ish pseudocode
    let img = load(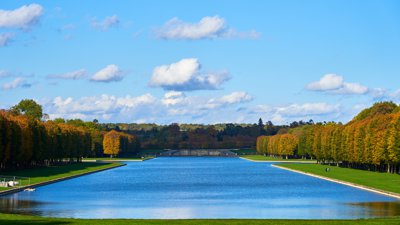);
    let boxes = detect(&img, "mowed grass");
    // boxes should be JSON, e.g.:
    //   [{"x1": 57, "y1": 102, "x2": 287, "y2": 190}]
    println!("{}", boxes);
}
[
  {"x1": 0, "y1": 162, "x2": 122, "y2": 191},
  {"x1": 278, "y1": 163, "x2": 400, "y2": 194},
  {"x1": 0, "y1": 214, "x2": 399, "y2": 225},
  {"x1": 242, "y1": 155, "x2": 316, "y2": 162}
]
